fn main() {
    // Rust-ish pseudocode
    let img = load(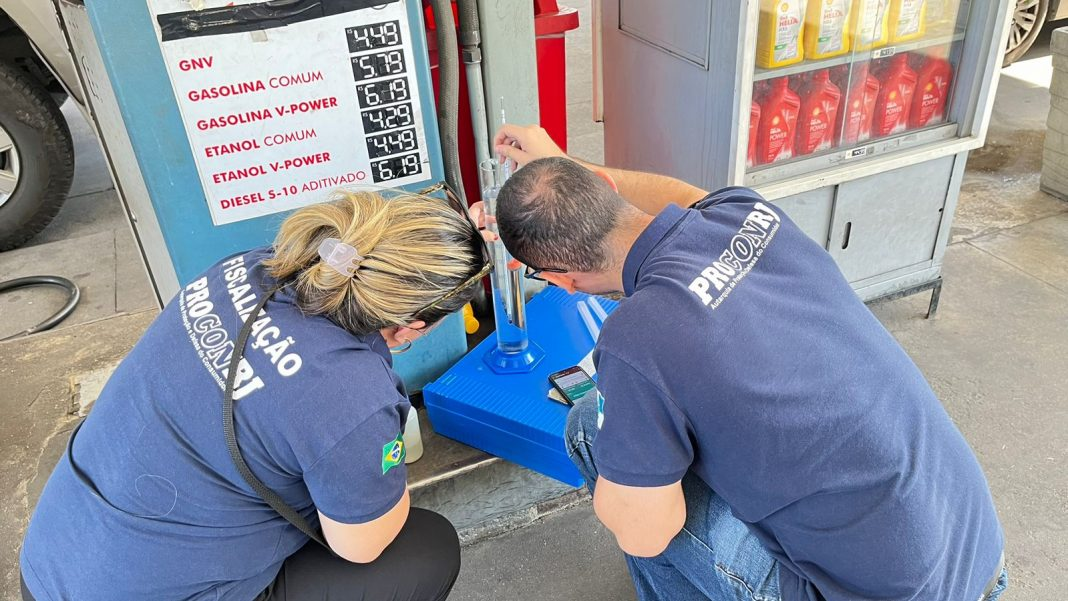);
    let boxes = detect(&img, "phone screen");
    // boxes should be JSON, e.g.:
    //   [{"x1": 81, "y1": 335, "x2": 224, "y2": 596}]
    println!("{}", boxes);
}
[{"x1": 550, "y1": 367, "x2": 596, "y2": 403}]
